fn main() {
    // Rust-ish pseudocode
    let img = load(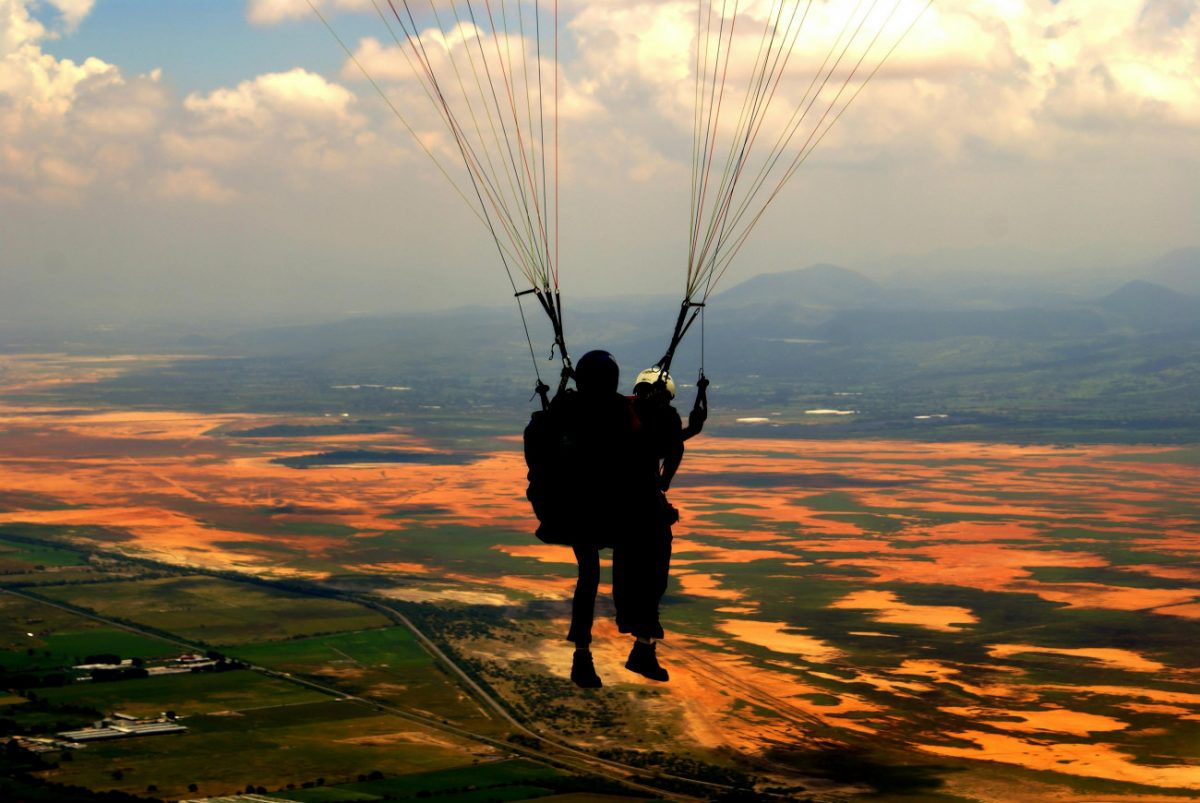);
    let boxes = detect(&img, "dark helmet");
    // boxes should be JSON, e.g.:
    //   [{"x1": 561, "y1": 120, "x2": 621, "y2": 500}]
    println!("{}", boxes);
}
[{"x1": 574, "y1": 350, "x2": 619, "y2": 395}]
